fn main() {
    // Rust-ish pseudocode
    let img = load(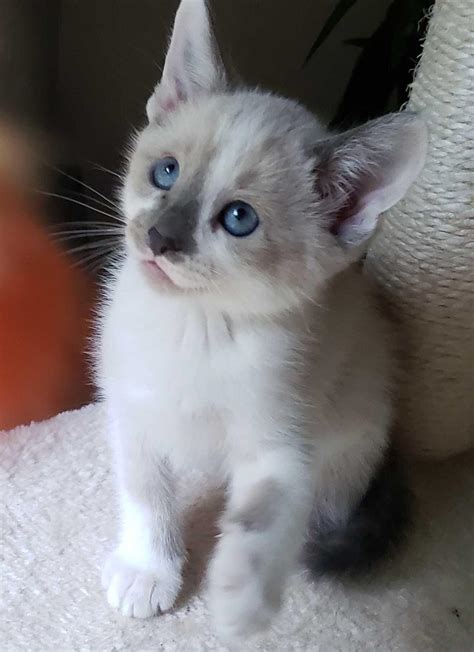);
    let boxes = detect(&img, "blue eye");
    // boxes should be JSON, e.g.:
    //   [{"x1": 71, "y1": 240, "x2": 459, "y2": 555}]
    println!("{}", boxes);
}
[
  {"x1": 151, "y1": 157, "x2": 180, "y2": 190},
  {"x1": 219, "y1": 201, "x2": 259, "y2": 237}
]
